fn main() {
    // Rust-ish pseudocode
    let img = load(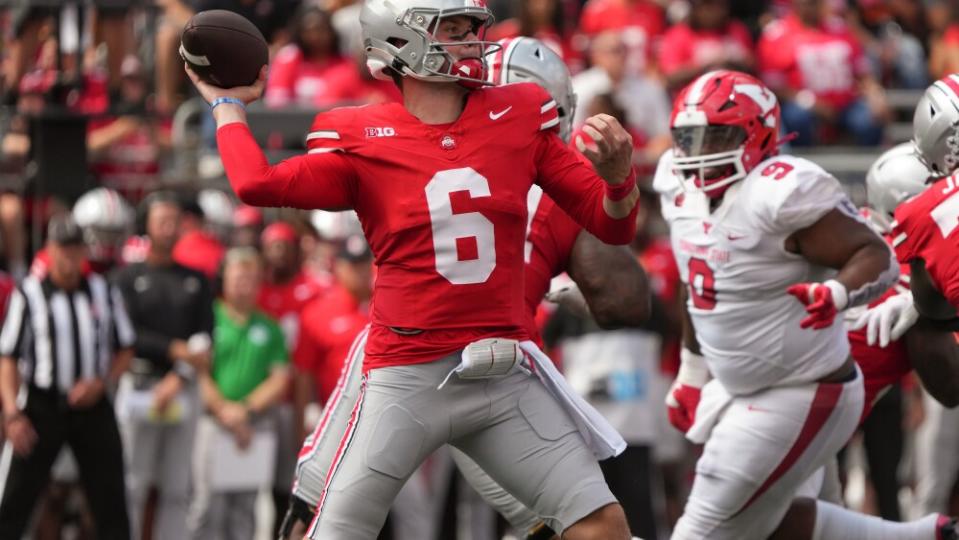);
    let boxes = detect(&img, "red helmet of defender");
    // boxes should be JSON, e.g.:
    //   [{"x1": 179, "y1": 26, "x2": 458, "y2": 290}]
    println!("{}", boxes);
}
[{"x1": 670, "y1": 70, "x2": 781, "y2": 198}]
